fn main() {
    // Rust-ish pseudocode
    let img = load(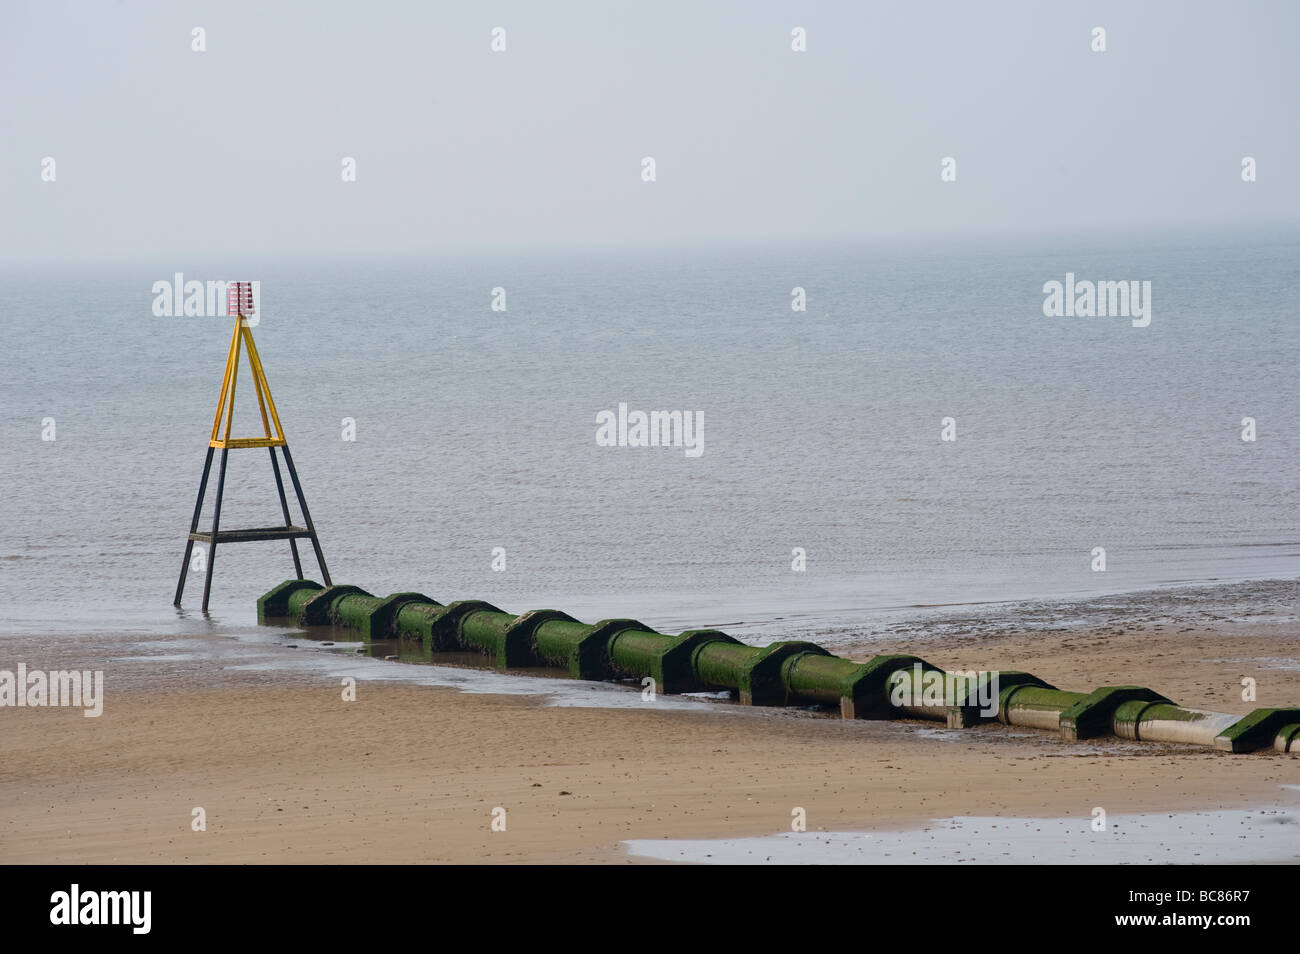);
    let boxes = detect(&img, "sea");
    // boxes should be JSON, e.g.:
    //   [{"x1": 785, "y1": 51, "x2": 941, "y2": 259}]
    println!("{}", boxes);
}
[{"x1": 2, "y1": 229, "x2": 1297, "y2": 688}]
